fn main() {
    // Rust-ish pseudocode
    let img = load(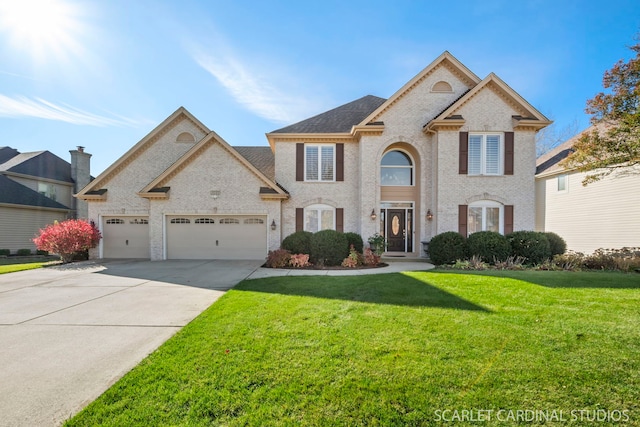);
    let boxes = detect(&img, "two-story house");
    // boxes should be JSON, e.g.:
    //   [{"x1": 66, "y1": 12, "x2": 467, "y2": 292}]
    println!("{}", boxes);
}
[
  {"x1": 77, "y1": 52, "x2": 550, "y2": 260},
  {"x1": 0, "y1": 146, "x2": 92, "y2": 253}
]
